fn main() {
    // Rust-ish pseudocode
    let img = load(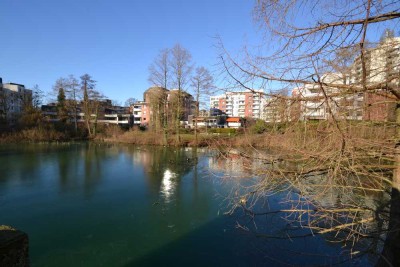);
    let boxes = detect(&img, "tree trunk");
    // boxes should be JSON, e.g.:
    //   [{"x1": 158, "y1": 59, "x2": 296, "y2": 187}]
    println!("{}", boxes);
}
[
  {"x1": 176, "y1": 89, "x2": 181, "y2": 143},
  {"x1": 376, "y1": 102, "x2": 400, "y2": 267},
  {"x1": 163, "y1": 96, "x2": 168, "y2": 146}
]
